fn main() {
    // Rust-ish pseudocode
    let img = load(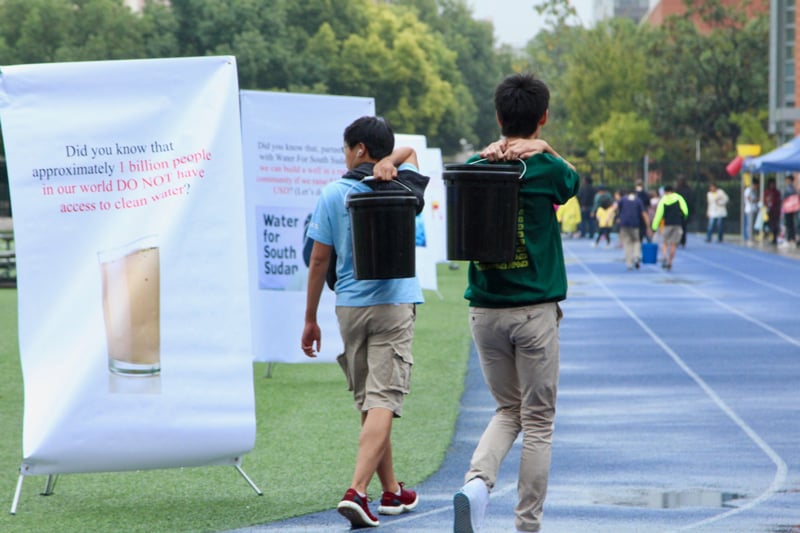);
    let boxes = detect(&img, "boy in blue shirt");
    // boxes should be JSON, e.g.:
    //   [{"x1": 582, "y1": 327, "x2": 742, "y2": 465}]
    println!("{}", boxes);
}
[{"x1": 302, "y1": 116, "x2": 424, "y2": 528}]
